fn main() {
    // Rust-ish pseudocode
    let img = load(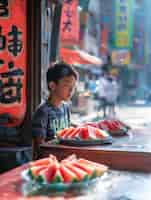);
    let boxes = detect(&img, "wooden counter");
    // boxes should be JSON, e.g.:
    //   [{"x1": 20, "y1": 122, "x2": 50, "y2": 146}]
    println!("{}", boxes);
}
[
  {"x1": 40, "y1": 127, "x2": 151, "y2": 172},
  {"x1": 0, "y1": 163, "x2": 151, "y2": 200}
]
